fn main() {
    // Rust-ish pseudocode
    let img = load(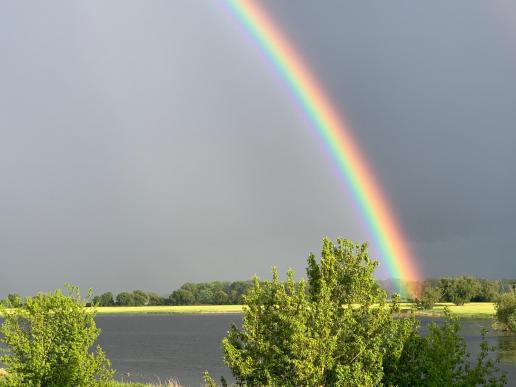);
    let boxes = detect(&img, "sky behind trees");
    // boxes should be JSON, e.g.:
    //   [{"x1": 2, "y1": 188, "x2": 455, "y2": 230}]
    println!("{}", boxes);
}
[{"x1": 1, "y1": 0, "x2": 515, "y2": 296}]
